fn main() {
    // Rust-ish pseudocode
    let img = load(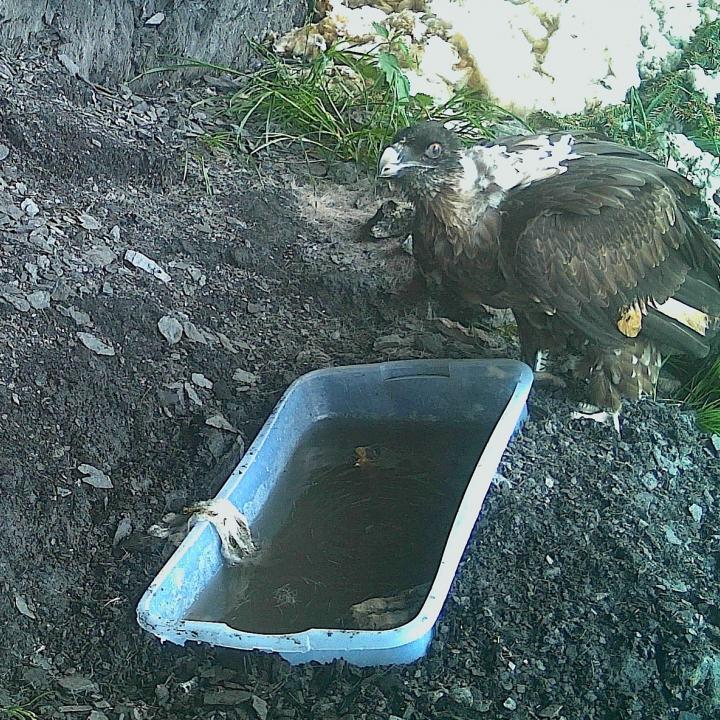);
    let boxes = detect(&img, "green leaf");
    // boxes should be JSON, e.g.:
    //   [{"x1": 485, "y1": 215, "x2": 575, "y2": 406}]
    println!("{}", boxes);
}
[
  {"x1": 377, "y1": 51, "x2": 400, "y2": 84},
  {"x1": 372, "y1": 21, "x2": 389, "y2": 39},
  {"x1": 394, "y1": 38, "x2": 412, "y2": 63},
  {"x1": 394, "y1": 71, "x2": 411, "y2": 104},
  {"x1": 376, "y1": 51, "x2": 410, "y2": 103}
]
